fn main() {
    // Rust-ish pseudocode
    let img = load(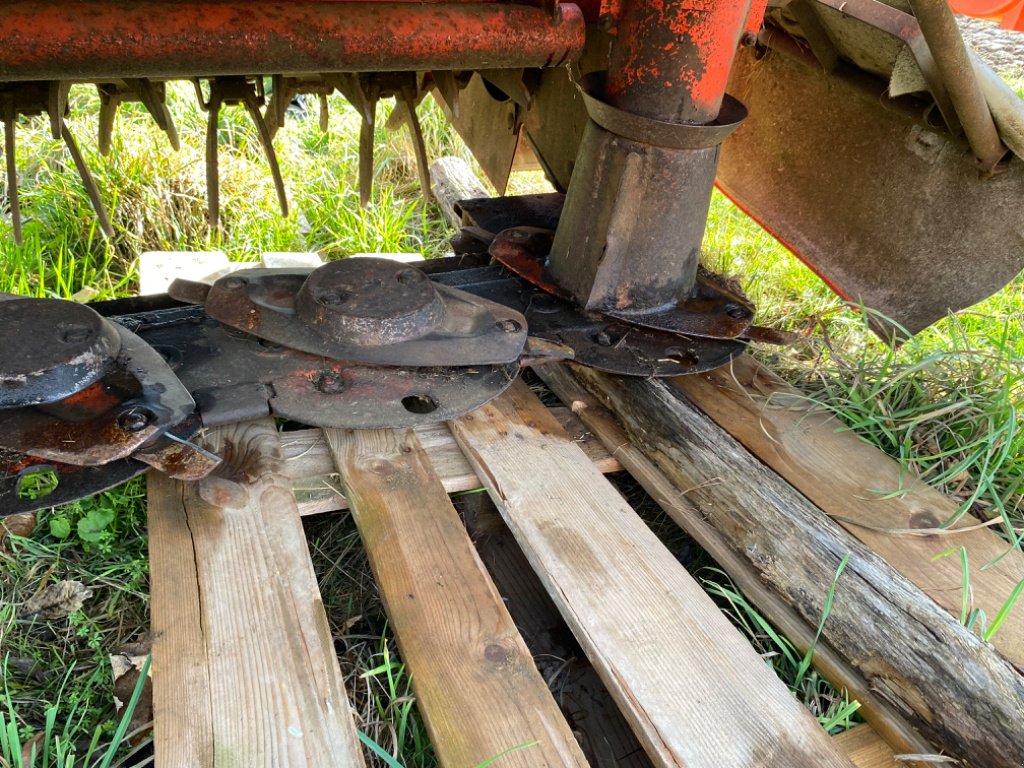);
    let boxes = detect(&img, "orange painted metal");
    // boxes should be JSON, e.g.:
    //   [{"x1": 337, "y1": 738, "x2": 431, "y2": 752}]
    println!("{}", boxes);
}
[
  {"x1": 951, "y1": 0, "x2": 1024, "y2": 30},
  {"x1": 0, "y1": 2, "x2": 586, "y2": 82},
  {"x1": 604, "y1": 0, "x2": 753, "y2": 123}
]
